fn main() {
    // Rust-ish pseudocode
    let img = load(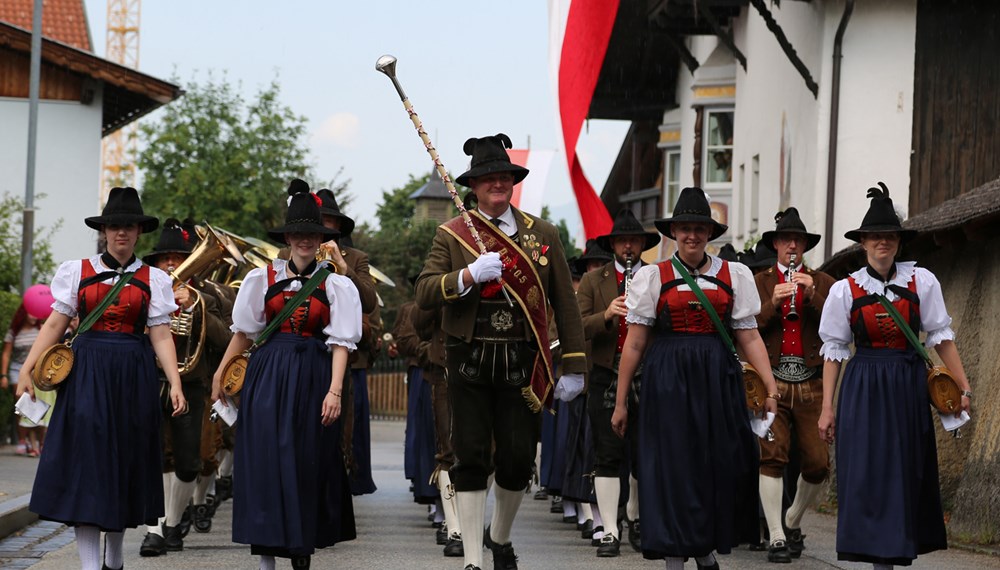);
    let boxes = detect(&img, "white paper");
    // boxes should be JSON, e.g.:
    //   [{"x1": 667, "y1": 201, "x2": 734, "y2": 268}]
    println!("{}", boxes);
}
[
  {"x1": 750, "y1": 411, "x2": 776, "y2": 439},
  {"x1": 938, "y1": 410, "x2": 970, "y2": 432},
  {"x1": 14, "y1": 392, "x2": 51, "y2": 425},
  {"x1": 212, "y1": 395, "x2": 238, "y2": 427}
]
